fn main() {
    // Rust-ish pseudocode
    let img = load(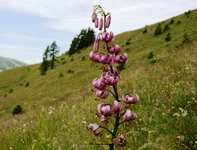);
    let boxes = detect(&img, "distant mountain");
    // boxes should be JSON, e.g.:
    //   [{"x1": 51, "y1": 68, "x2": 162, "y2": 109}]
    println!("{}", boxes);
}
[{"x1": 0, "y1": 56, "x2": 27, "y2": 71}]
